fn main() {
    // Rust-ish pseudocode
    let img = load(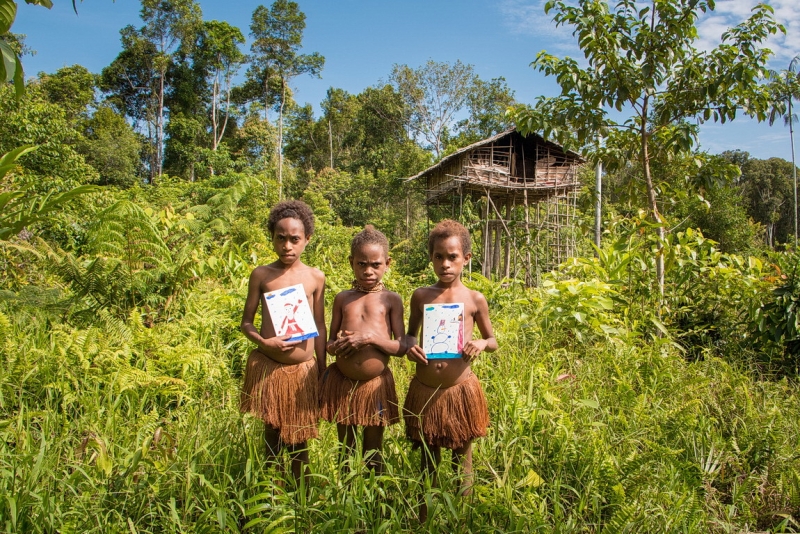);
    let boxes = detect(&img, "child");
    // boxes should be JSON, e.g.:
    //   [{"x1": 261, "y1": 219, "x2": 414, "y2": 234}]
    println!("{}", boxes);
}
[
  {"x1": 404, "y1": 219, "x2": 498, "y2": 520},
  {"x1": 240, "y1": 200, "x2": 326, "y2": 486},
  {"x1": 321, "y1": 225, "x2": 405, "y2": 473}
]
